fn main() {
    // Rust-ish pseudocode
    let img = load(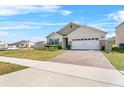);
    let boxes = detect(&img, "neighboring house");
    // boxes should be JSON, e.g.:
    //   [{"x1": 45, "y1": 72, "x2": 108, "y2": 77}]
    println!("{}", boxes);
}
[
  {"x1": 46, "y1": 22, "x2": 107, "y2": 50},
  {"x1": 116, "y1": 22, "x2": 124, "y2": 48},
  {"x1": 33, "y1": 41, "x2": 46, "y2": 50},
  {"x1": 108, "y1": 37, "x2": 115, "y2": 45},
  {"x1": 11, "y1": 40, "x2": 35, "y2": 48},
  {"x1": 0, "y1": 41, "x2": 8, "y2": 50}
]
